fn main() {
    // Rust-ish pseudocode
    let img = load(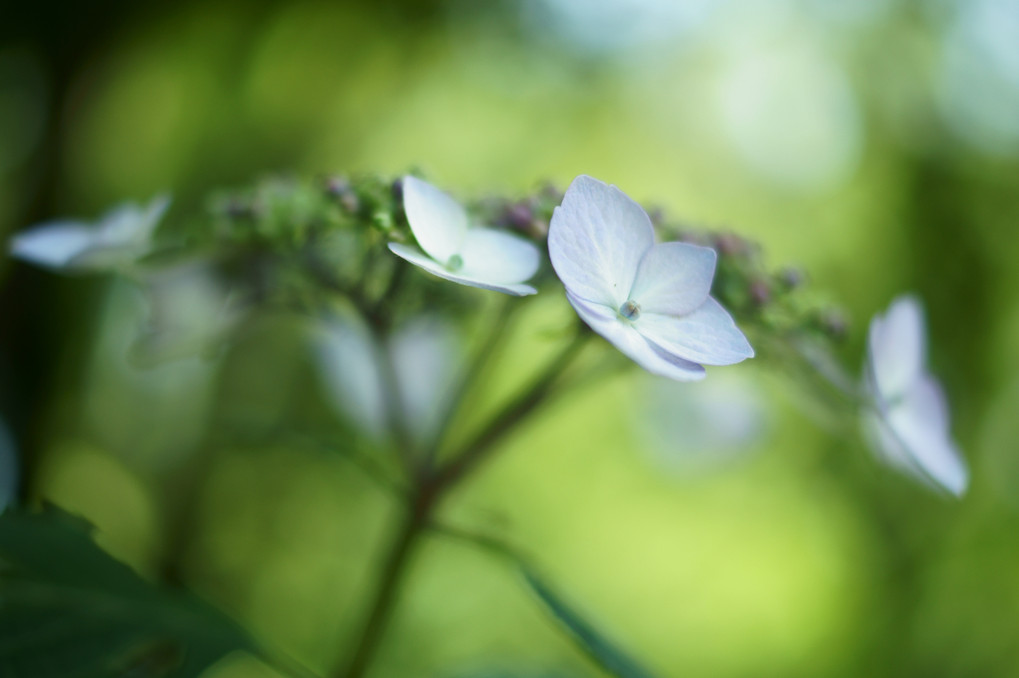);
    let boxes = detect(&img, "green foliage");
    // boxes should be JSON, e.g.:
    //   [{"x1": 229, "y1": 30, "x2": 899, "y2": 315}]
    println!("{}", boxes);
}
[
  {"x1": 522, "y1": 569, "x2": 657, "y2": 678},
  {"x1": 0, "y1": 507, "x2": 256, "y2": 678}
]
